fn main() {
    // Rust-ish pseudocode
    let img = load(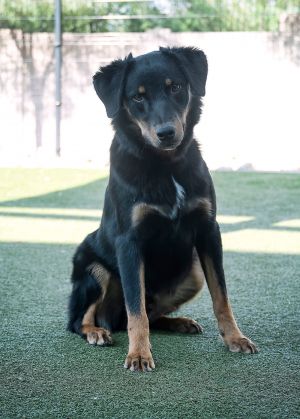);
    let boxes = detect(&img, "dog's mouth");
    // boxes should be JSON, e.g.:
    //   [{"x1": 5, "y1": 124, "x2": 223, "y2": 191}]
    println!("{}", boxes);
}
[{"x1": 156, "y1": 136, "x2": 182, "y2": 151}]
